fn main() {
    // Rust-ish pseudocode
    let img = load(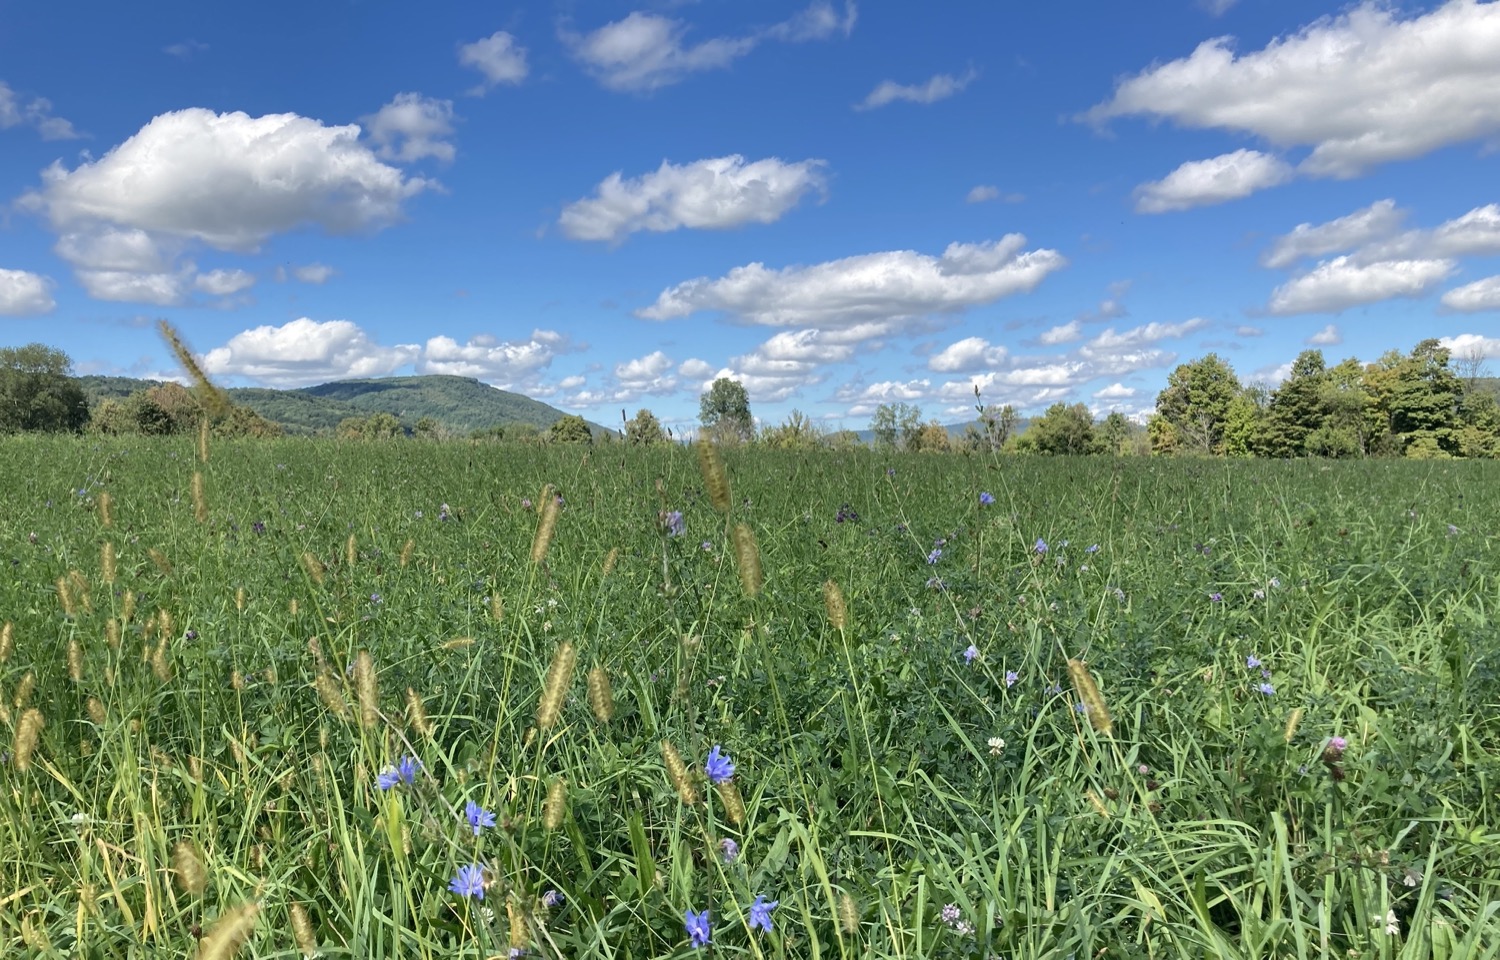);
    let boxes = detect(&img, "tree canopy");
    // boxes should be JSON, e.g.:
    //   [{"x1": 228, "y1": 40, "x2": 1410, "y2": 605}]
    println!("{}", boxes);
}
[
  {"x1": 699, "y1": 378, "x2": 754, "y2": 443},
  {"x1": 0, "y1": 343, "x2": 88, "y2": 433}
]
